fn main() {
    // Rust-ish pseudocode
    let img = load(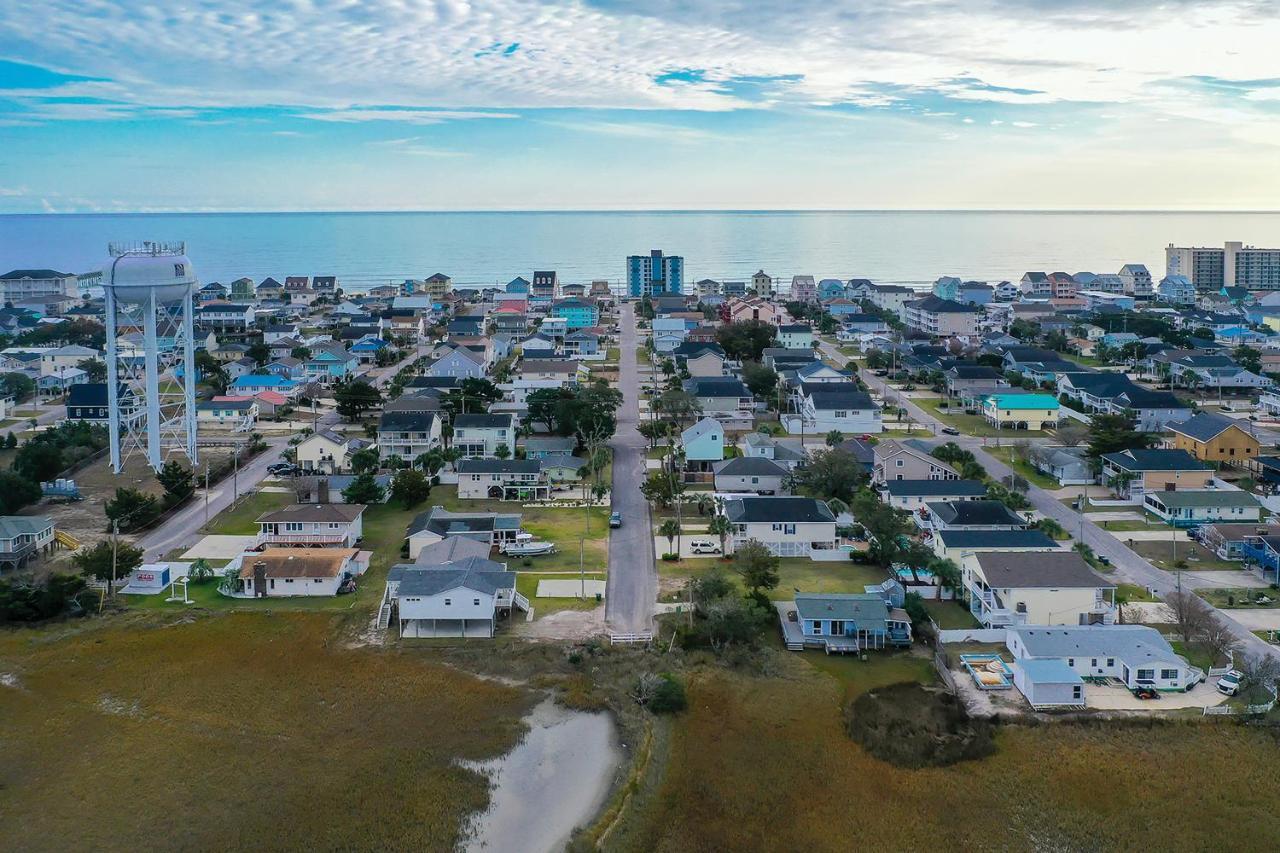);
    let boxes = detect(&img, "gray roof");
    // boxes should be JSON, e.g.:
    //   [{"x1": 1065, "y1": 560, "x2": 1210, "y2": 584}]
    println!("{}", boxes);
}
[
  {"x1": 453, "y1": 413, "x2": 514, "y2": 429},
  {"x1": 523, "y1": 436, "x2": 577, "y2": 453},
  {"x1": 408, "y1": 506, "x2": 522, "y2": 536},
  {"x1": 1011, "y1": 625, "x2": 1182, "y2": 666},
  {"x1": 934, "y1": 529, "x2": 1059, "y2": 550},
  {"x1": 457, "y1": 458, "x2": 542, "y2": 475},
  {"x1": 394, "y1": 557, "x2": 515, "y2": 597},
  {"x1": 794, "y1": 593, "x2": 889, "y2": 625},
  {"x1": 409, "y1": 536, "x2": 494, "y2": 565},
  {"x1": 0, "y1": 516, "x2": 53, "y2": 539},
  {"x1": 713, "y1": 456, "x2": 788, "y2": 476},
  {"x1": 808, "y1": 391, "x2": 875, "y2": 411},
  {"x1": 975, "y1": 552, "x2": 1114, "y2": 589},
  {"x1": 1101, "y1": 449, "x2": 1209, "y2": 472},
  {"x1": 927, "y1": 500, "x2": 1025, "y2": 527},
  {"x1": 724, "y1": 496, "x2": 835, "y2": 523},
  {"x1": 1168, "y1": 412, "x2": 1249, "y2": 443},
  {"x1": 681, "y1": 416, "x2": 723, "y2": 444},
  {"x1": 257, "y1": 503, "x2": 365, "y2": 523},
  {"x1": 1146, "y1": 490, "x2": 1259, "y2": 509},
  {"x1": 884, "y1": 479, "x2": 986, "y2": 498}
]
